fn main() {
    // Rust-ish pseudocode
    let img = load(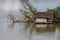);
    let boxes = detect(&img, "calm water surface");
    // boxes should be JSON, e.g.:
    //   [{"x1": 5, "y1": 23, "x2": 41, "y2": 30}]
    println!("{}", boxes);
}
[{"x1": 0, "y1": 19, "x2": 60, "y2": 40}]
